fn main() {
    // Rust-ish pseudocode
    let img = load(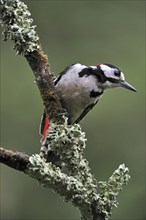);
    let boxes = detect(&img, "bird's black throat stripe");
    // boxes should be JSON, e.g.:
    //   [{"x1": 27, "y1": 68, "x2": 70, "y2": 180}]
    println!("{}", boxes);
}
[
  {"x1": 90, "y1": 90, "x2": 103, "y2": 98},
  {"x1": 107, "y1": 77, "x2": 120, "y2": 83},
  {"x1": 78, "y1": 67, "x2": 107, "y2": 83}
]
